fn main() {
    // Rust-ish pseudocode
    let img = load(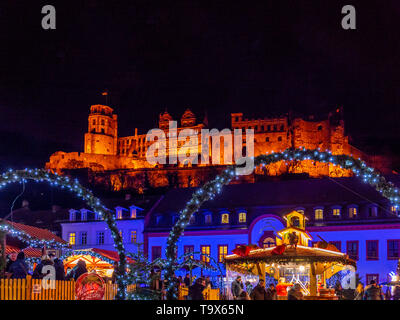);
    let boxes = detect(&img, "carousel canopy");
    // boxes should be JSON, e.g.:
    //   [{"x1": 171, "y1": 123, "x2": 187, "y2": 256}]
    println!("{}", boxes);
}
[{"x1": 225, "y1": 245, "x2": 356, "y2": 267}]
